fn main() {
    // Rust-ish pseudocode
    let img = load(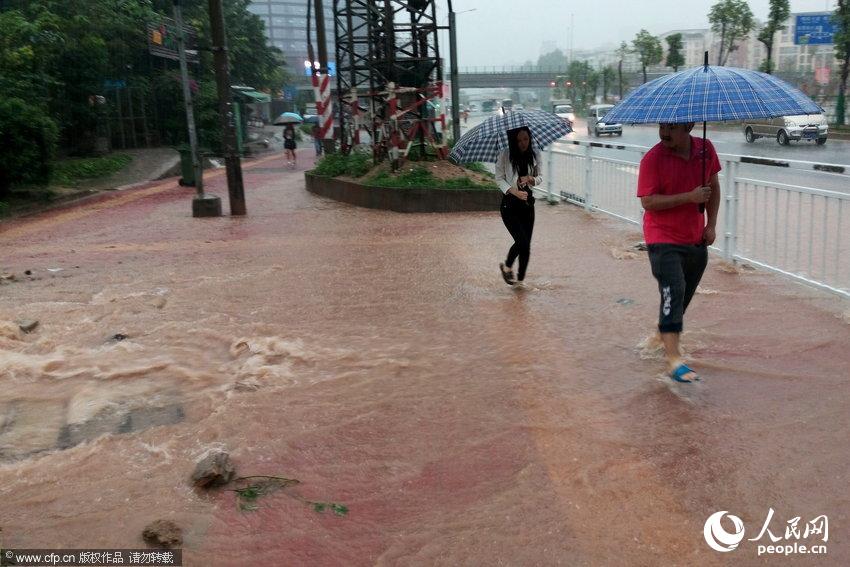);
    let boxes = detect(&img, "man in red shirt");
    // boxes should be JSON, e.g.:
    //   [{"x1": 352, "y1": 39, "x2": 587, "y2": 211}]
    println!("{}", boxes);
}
[{"x1": 637, "y1": 123, "x2": 721, "y2": 383}]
